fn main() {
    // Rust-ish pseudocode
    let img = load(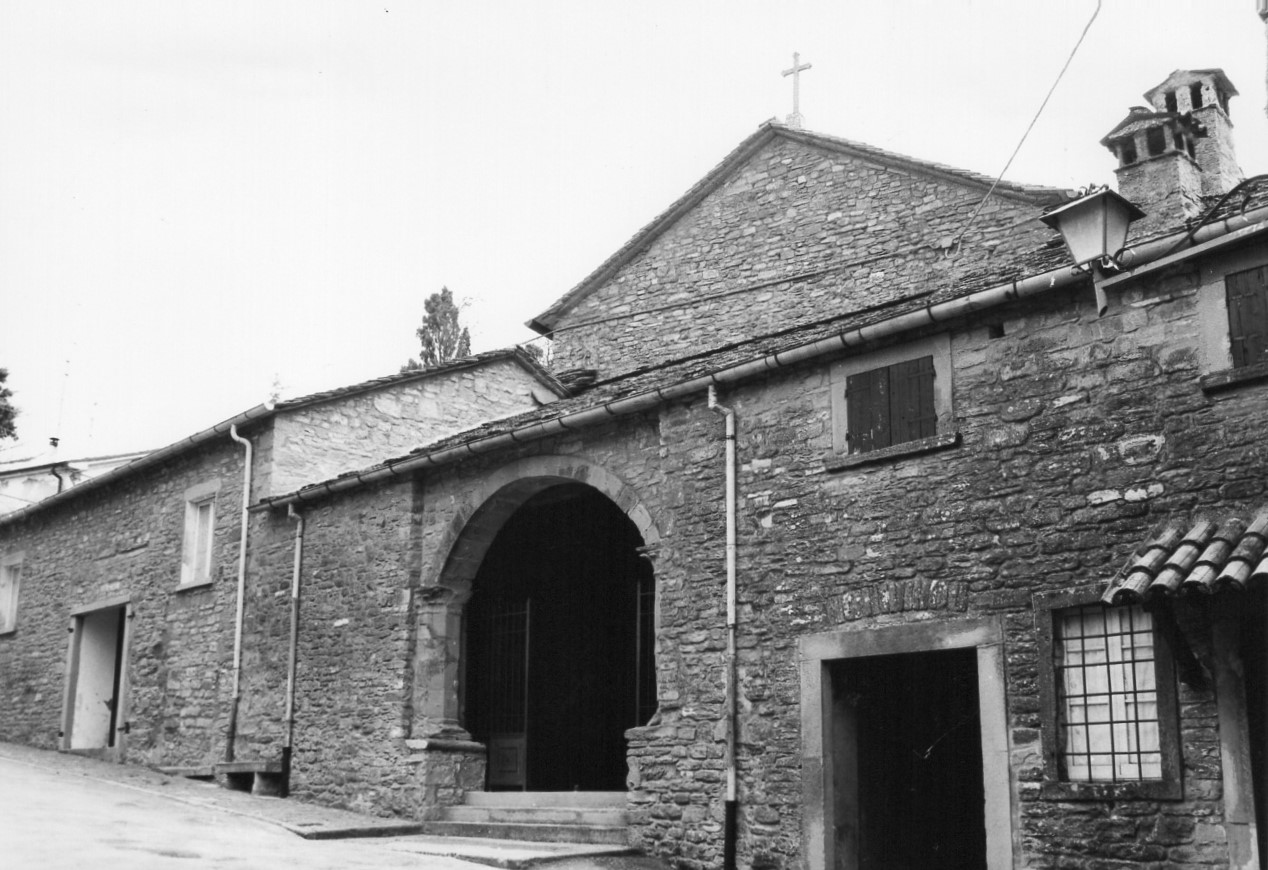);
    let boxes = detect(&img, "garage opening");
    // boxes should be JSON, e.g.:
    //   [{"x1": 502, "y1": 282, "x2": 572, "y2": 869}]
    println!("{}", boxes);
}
[
  {"x1": 465, "y1": 482, "x2": 655, "y2": 791},
  {"x1": 832, "y1": 647, "x2": 986, "y2": 869}
]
